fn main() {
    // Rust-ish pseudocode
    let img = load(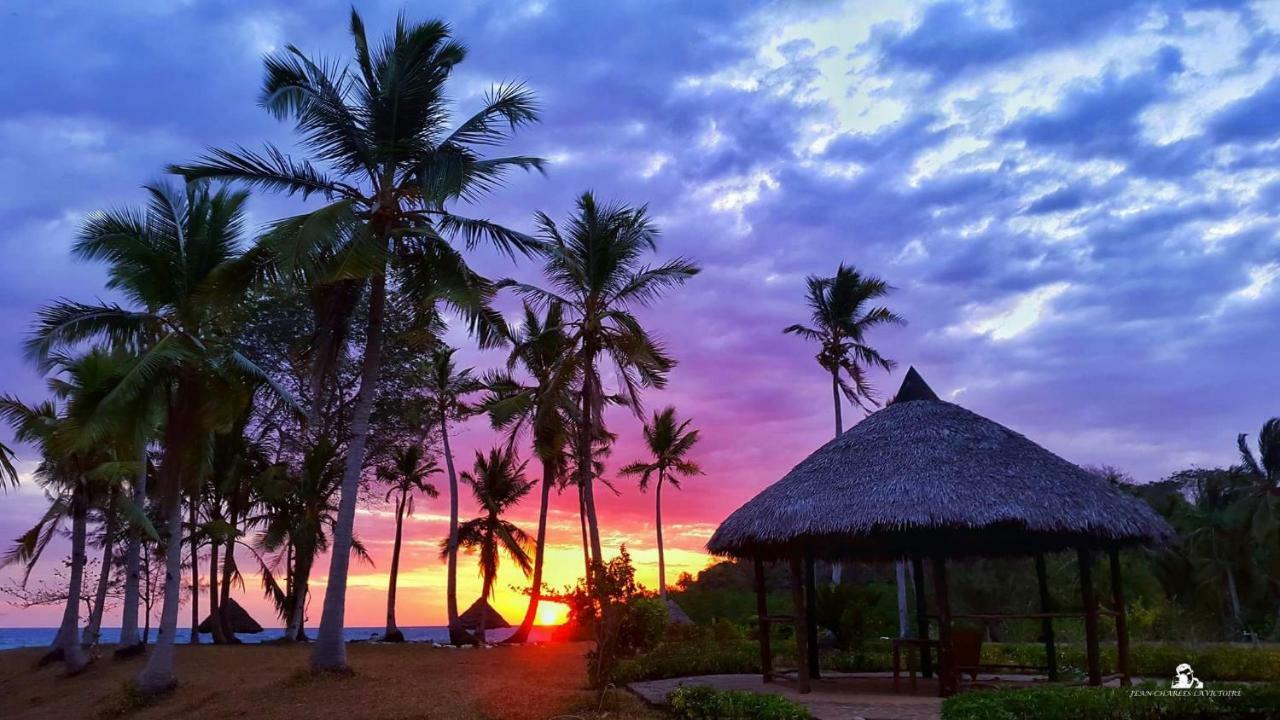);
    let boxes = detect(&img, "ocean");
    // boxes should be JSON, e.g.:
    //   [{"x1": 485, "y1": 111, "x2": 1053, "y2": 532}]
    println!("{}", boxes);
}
[{"x1": 0, "y1": 625, "x2": 555, "y2": 651}]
